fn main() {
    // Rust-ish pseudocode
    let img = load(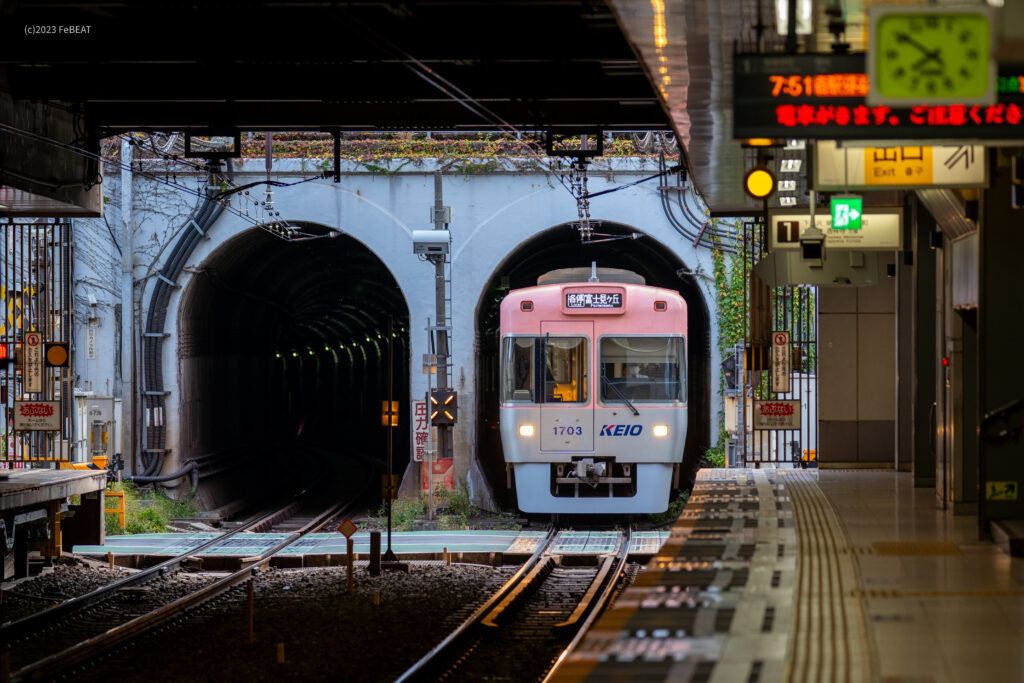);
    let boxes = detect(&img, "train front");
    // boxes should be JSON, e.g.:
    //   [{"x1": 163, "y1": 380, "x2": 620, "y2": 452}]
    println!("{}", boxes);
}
[{"x1": 499, "y1": 281, "x2": 687, "y2": 514}]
